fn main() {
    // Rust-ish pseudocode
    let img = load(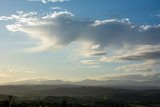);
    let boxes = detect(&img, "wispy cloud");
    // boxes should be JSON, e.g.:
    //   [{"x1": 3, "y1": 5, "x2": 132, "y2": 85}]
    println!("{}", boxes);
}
[
  {"x1": 154, "y1": 10, "x2": 160, "y2": 18},
  {"x1": 116, "y1": 60, "x2": 160, "y2": 72},
  {"x1": 100, "y1": 45, "x2": 160, "y2": 62},
  {"x1": 80, "y1": 60, "x2": 100, "y2": 65},
  {"x1": 0, "y1": 68, "x2": 40, "y2": 74},
  {"x1": 0, "y1": 16, "x2": 14, "y2": 20},
  {"x1": 156, "y1": 14, "x2": 160, "y2": 18},
  {"x1": 0, "y1": 73, "x2": 8, "y2": 77},
  {"x1": 50, "y1": 6, "x2": 62, "y2": 10},
  {"x1": 80, "y1": 44, "x2": 160, "y2": 73},
  {"x1": 87, "y1": 72, "x2": 160, "y2": 81},
  {"x1": 29, "y1": 0, "x2": 69, "y2": 4}
]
